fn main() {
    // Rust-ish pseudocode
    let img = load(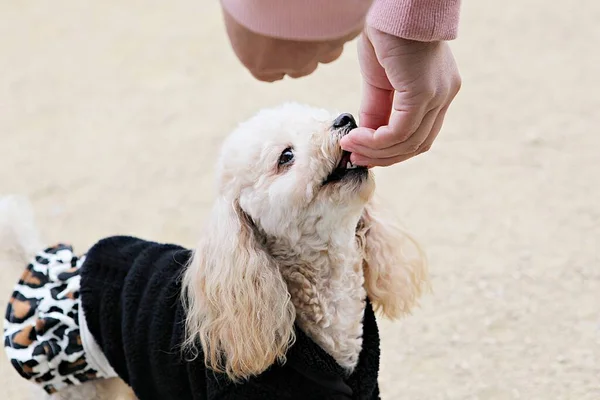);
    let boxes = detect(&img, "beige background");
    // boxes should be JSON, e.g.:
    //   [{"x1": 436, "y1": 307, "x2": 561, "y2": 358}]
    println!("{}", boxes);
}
[{"x1": 1, "y1": 1, "x2": 599, "y2": 399}]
